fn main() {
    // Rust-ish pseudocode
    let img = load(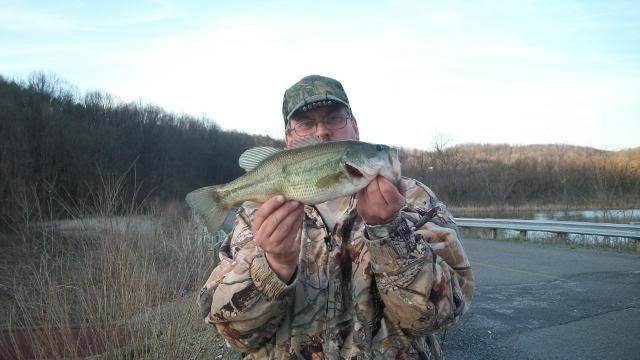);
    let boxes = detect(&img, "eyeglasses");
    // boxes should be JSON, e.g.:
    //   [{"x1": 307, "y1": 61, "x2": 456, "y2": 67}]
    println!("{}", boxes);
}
[{"x1": 287, "y1": 114, "x2": 351, "y2": 137}]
